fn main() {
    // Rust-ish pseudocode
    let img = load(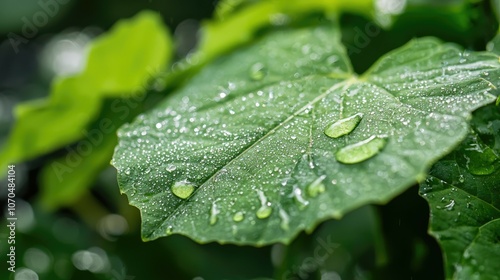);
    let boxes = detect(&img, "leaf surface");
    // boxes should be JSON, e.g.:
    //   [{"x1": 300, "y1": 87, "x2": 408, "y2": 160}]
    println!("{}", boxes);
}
[
  {"x1": 0, "y1": 11, "x2": 171, "y2": 169},
  {"x1": 113, "y1": 24, "x2": 500, "y2": 244},
  {"x1": 420, "y1": 104, "x2": 500, "y2": 280}
]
